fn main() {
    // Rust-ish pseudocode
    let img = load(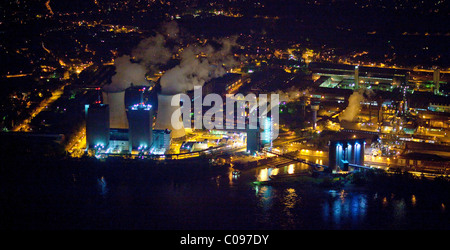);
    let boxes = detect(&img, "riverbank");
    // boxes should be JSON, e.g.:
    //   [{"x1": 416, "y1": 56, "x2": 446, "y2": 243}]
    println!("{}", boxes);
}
[{"x1": 252, "y1": 168, "x2": 450, "y2": 205}]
